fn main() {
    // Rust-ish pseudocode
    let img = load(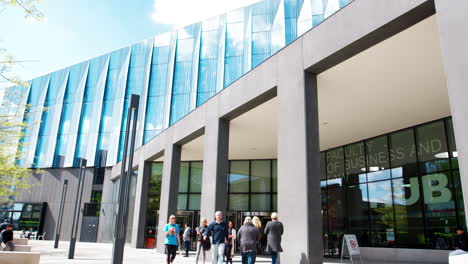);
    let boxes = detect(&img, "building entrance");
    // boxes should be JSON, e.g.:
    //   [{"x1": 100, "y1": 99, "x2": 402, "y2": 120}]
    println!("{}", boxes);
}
[
  {"x1": 176, "y1": 210, "x2": 199, "y2": 250},
  {"x1": 227, "y1": 211, "x2": 272, "y2": 254}
]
